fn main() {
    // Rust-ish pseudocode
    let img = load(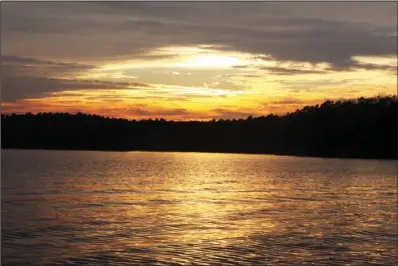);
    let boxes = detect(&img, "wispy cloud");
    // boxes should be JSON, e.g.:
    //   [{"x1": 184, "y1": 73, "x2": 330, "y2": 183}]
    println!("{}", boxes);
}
[
  {"x1": 1, "y1": 56, "x2": 151, "y2": 101},
  {"x1": 261, "y1": 66, "x2": 329, "y2": 76}
]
